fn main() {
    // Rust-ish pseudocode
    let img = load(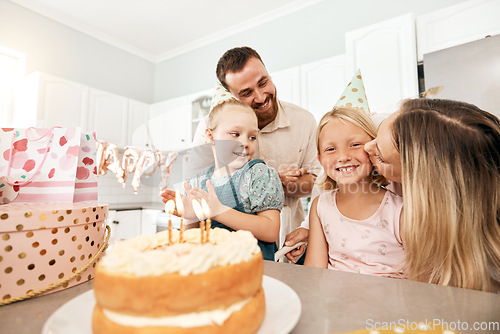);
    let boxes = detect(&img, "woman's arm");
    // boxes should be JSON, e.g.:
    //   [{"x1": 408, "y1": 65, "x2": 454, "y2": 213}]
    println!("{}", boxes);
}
[{"x1": 304, "y1": 197, "x2": 328, "y2": 268}]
